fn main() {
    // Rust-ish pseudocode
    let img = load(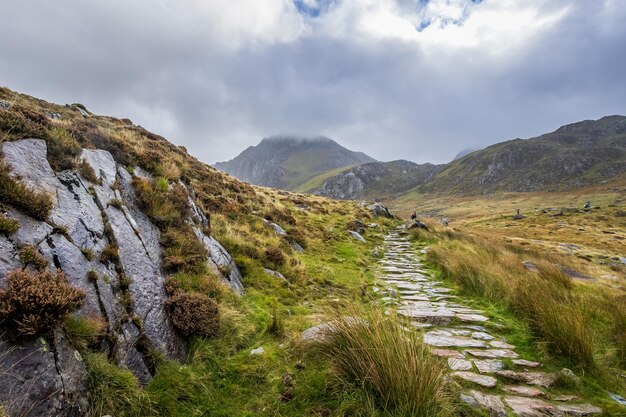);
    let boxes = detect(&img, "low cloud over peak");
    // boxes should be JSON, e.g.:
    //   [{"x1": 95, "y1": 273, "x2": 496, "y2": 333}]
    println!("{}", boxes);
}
[{"x1": 1, "y1": 0, "x2": 624, "y2": 164}]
